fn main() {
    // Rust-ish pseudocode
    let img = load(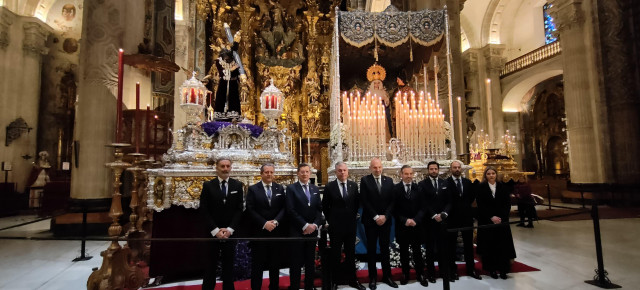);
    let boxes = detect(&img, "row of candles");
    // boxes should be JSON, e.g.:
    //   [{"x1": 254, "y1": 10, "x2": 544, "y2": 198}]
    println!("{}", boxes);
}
[
  {"x1": 395, "y1": 90, "x2": 447, "y2": 160},
  {"x1": 341, "y1": 91, "x2": 387, "y2": 161},
  {"x1": 115, "y1": 49, "x2": 158, "y2": 155}
]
